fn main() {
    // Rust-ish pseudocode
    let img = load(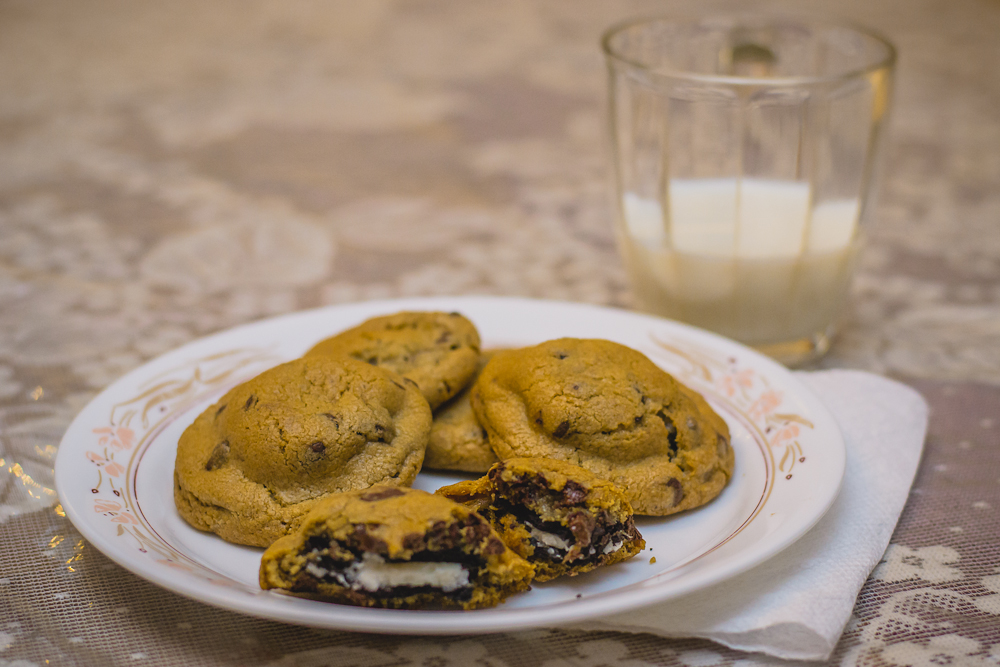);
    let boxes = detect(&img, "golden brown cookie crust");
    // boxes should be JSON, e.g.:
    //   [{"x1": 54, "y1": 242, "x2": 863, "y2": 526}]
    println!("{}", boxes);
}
[
  {"x1": 424, "y1": 351, "x2": 499, "y2": 473},
  {"x1": 174, "y1": 356, "x2": 431, "y2": 547},
  {"x1": 259, "y1": 485, "x2": 534, "y2": 609},
  {"x1": 304, "y1": 311, "x2": 481, "y2": 410},
  {"x1": 470, "y1": 339, "x2": 734, "y2": 516}
]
